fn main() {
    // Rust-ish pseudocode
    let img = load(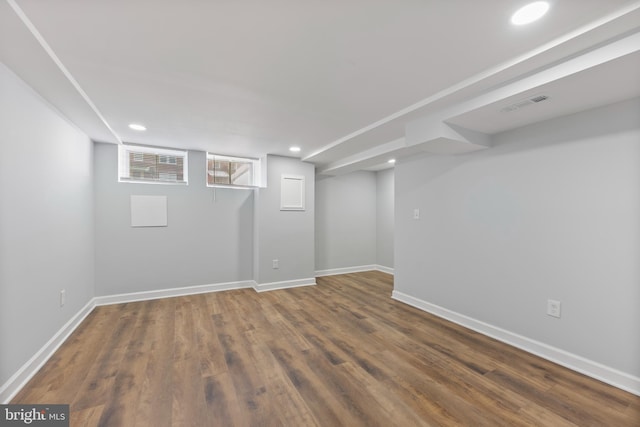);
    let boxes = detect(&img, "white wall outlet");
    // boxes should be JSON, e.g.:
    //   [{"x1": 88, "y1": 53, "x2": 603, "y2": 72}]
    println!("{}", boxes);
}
[
  {"x1": 413, "y1": 208, "x2": 420, "y2": 220},
  {"x1": 272, "y1": 259, "x2": 279, "y2": 269},
  {"x1": 547, "y1": 299, "x2": 561, "y2": 318},
  {"x1": 60, "y1": 289, "x2": 66, "y2": 307}
]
